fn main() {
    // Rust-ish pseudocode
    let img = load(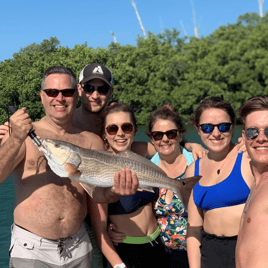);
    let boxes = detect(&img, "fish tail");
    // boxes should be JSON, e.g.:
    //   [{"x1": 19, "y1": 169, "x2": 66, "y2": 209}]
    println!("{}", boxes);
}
[{"x1": 174, "y1": 176, "x2": 201, "y2": 209}]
